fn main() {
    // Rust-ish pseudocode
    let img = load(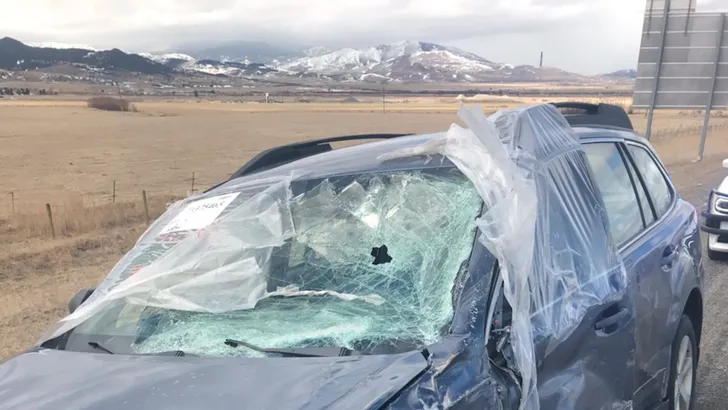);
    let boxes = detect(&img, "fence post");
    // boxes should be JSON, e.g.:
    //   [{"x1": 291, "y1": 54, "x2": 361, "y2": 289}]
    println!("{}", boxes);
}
[
  {"x1": 112, "y1": 180, "x2": 116, "y2": 203},
  {"x1": 142, "y1": 190, "x2": 150, "y2": 226},
  {"x1": 45, "y1": 203, "x2": 55, "y2": 239},
  {"x1": 191, "y1": 172, "x2": 196, "y2": 194}
]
